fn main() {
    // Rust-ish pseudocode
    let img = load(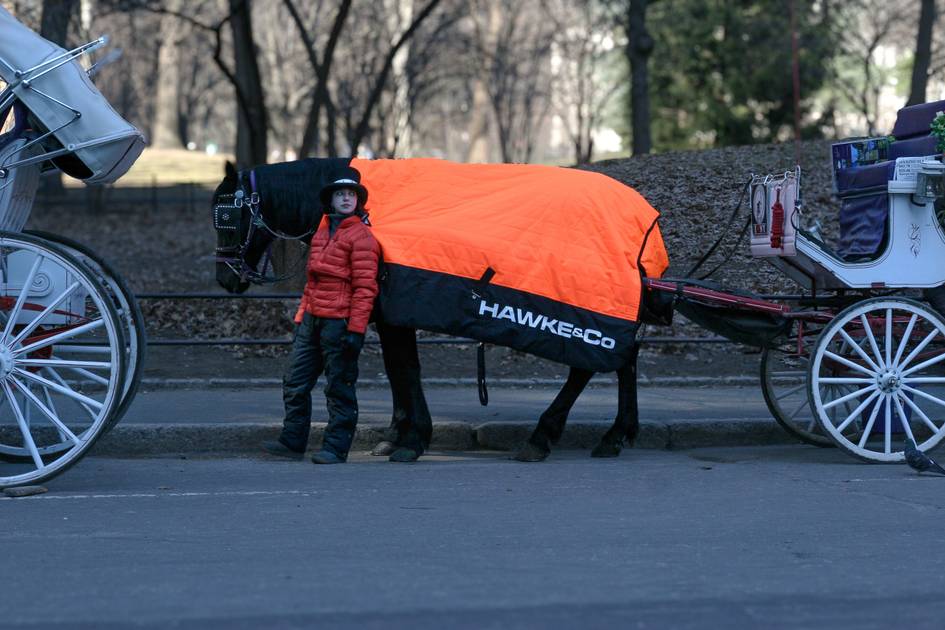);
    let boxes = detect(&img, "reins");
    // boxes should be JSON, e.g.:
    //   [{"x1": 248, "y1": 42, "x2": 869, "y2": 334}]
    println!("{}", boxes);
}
[{"x1": 684, "y1": 176, "x2": 753, "y2": 280}]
